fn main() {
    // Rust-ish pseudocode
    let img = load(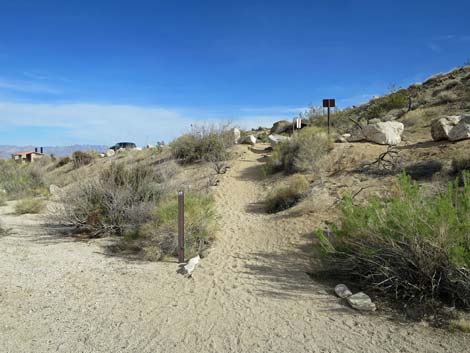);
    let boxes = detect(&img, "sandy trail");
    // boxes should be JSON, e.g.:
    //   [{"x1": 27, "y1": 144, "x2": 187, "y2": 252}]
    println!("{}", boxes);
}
[{"x1": 0, "y1": 150, "x2": 468, "y2": 352}]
